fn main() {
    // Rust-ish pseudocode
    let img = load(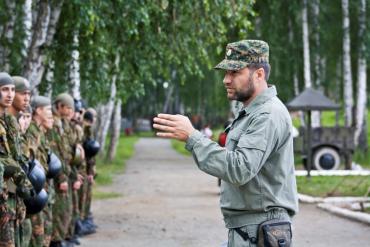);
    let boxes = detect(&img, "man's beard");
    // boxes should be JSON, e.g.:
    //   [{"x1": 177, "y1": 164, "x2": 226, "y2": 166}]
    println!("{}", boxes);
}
[{"x1": 235, "y1": 74, "x2": 255, "y2": 102}]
